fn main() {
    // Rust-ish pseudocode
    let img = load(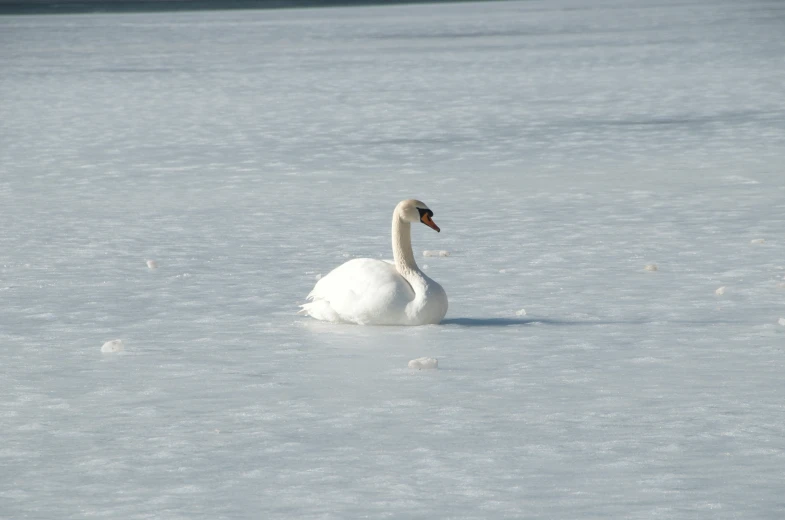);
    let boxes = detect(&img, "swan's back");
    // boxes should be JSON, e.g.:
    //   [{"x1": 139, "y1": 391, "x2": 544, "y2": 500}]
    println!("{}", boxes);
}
[{"x1": 303, "y1": 258, "x2": 416, "y2": 325}]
